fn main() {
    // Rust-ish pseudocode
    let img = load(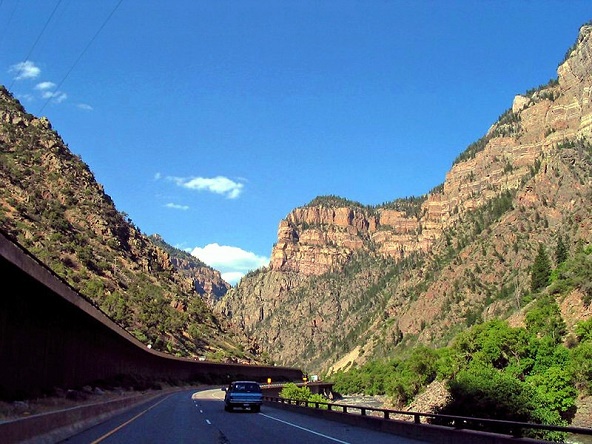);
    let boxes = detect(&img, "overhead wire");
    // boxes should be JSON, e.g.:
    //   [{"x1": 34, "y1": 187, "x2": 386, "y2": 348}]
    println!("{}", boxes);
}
[
  {"x1": 0, "y1": 0, "x2": 20, "y2": 50},
  {"x1": 38, "y1": 0, "x2": 125, "y2": 114},
  {"x1": 8, "y1": 0, "x2": 64, "y2": 91}
]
